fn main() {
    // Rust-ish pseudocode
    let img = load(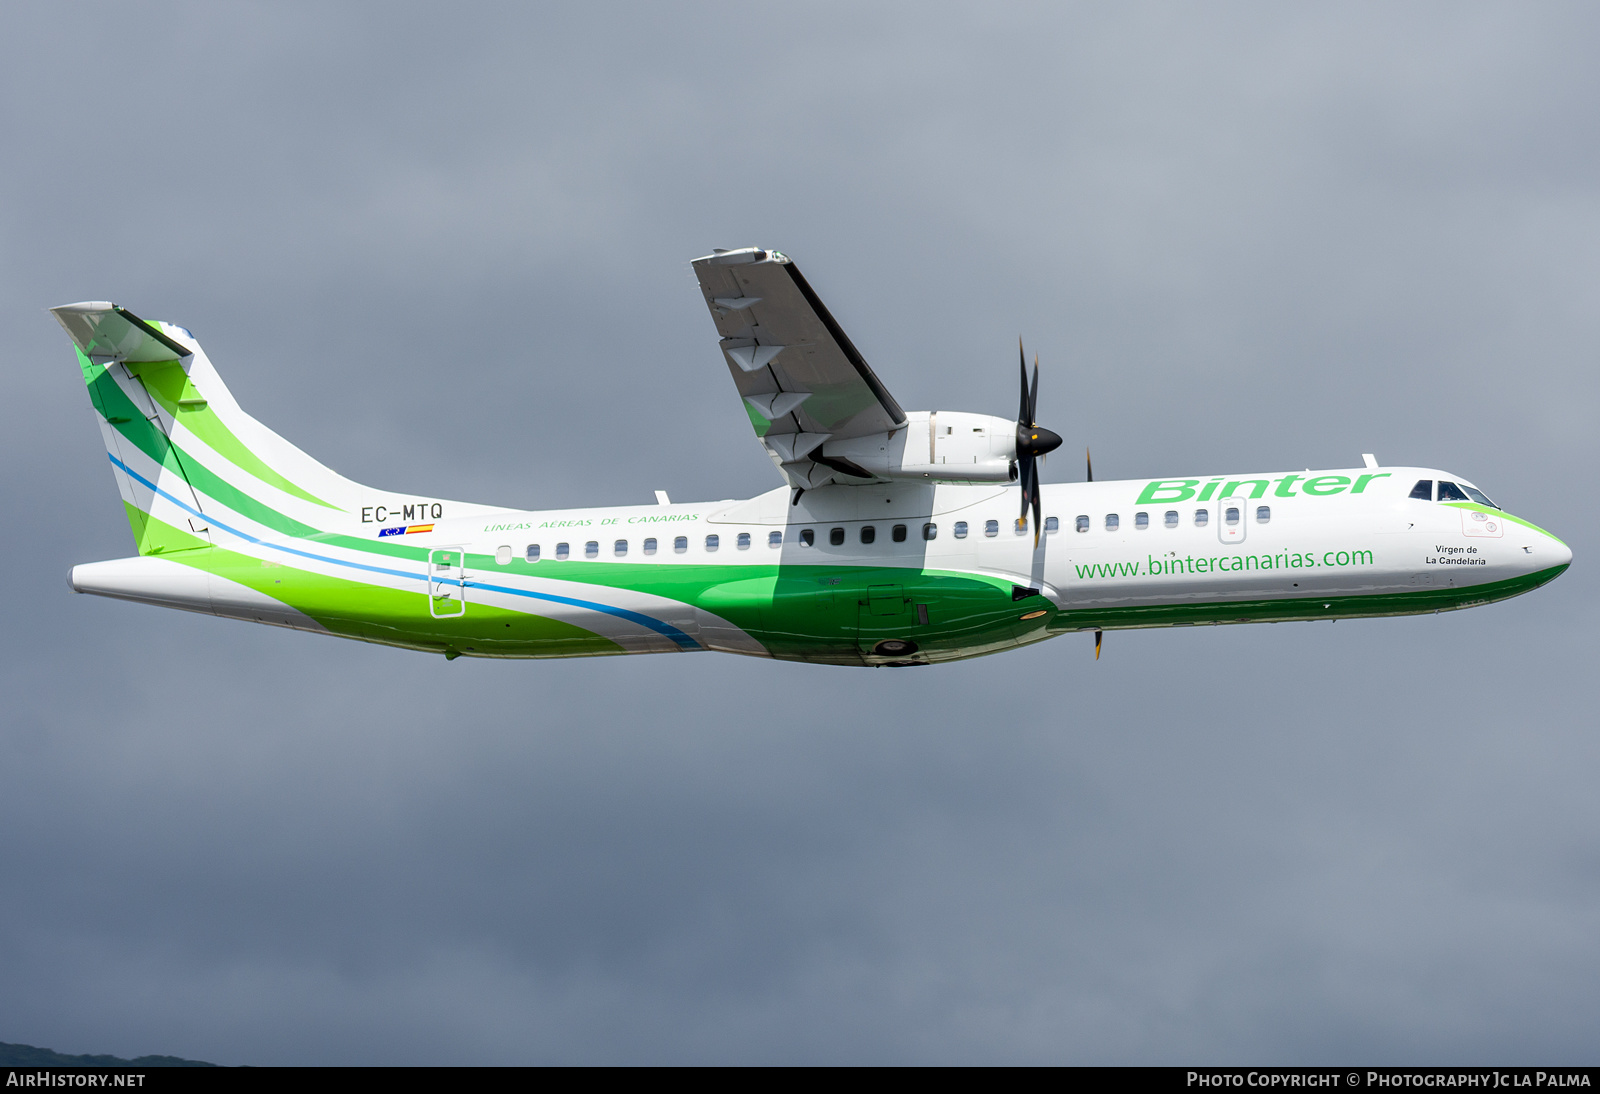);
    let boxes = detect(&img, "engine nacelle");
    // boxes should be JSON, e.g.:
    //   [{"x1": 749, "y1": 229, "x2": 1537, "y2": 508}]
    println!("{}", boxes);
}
[{"x1": 821, "y1": 411, "x2": 1017, "y2": 484}]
